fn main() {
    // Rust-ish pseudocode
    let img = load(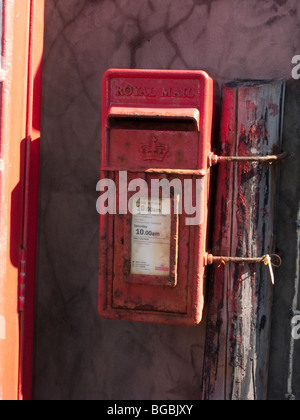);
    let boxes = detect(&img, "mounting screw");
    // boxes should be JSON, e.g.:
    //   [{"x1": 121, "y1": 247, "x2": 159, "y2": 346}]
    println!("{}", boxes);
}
[
  {"x1": 285, "y1": 393, "x2": 296, "y2": 400},
  {"x1": 290, "y1": 309, "x2": 300, "y2": 317}
]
